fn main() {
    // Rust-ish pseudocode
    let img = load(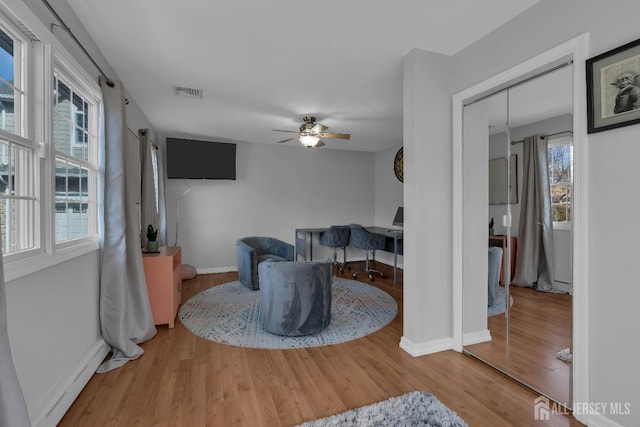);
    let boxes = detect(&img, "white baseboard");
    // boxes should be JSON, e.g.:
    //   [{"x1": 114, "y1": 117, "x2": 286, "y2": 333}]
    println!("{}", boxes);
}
[
  {"x1": 585, "y1": 413, "x2": 627, "y2": 427},
  {"x1": 196, "y1": 266, "x2": 238, "y2": 274},
  {"x1": 32, "y1": 338, "x2": 109, "y2": 427},
  {"x1": 399, "y1": 336, "x2": 453, "y2": 357},
  {"x1": 463, "y1": 329, "x2": 492, "y2": 346}
]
